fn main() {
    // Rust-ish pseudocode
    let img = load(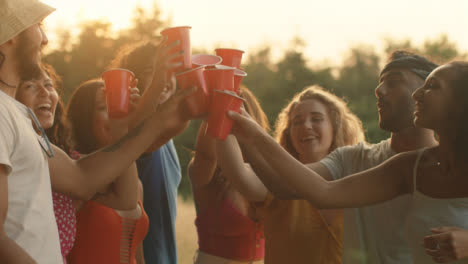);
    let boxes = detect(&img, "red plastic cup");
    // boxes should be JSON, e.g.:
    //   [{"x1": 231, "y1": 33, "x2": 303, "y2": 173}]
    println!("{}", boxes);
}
[
  {"x1": 102, "y1": 68, "x2": 136, "y2": 118},
  {"x1": 215, "y1": 48, "x2": 244, "y2": 69},
  {"x1": 204, "y1": 67, "x2": 235, "y2": 102},
  {"x1": 161, "y1": 26, "x2": 192, "y2": 73},
  {"x1": 207, "y1": 90, "x2": 244, "y2": 140},
  {"x1": 192, "y1": 54, "x2": 222, "y2": 68},
  {"x1": 233, "y1": 68, "x2": 247, "y2": 94},
  {"x1": 175, "y1": 66, "x2": 209, "y2": 117}
]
